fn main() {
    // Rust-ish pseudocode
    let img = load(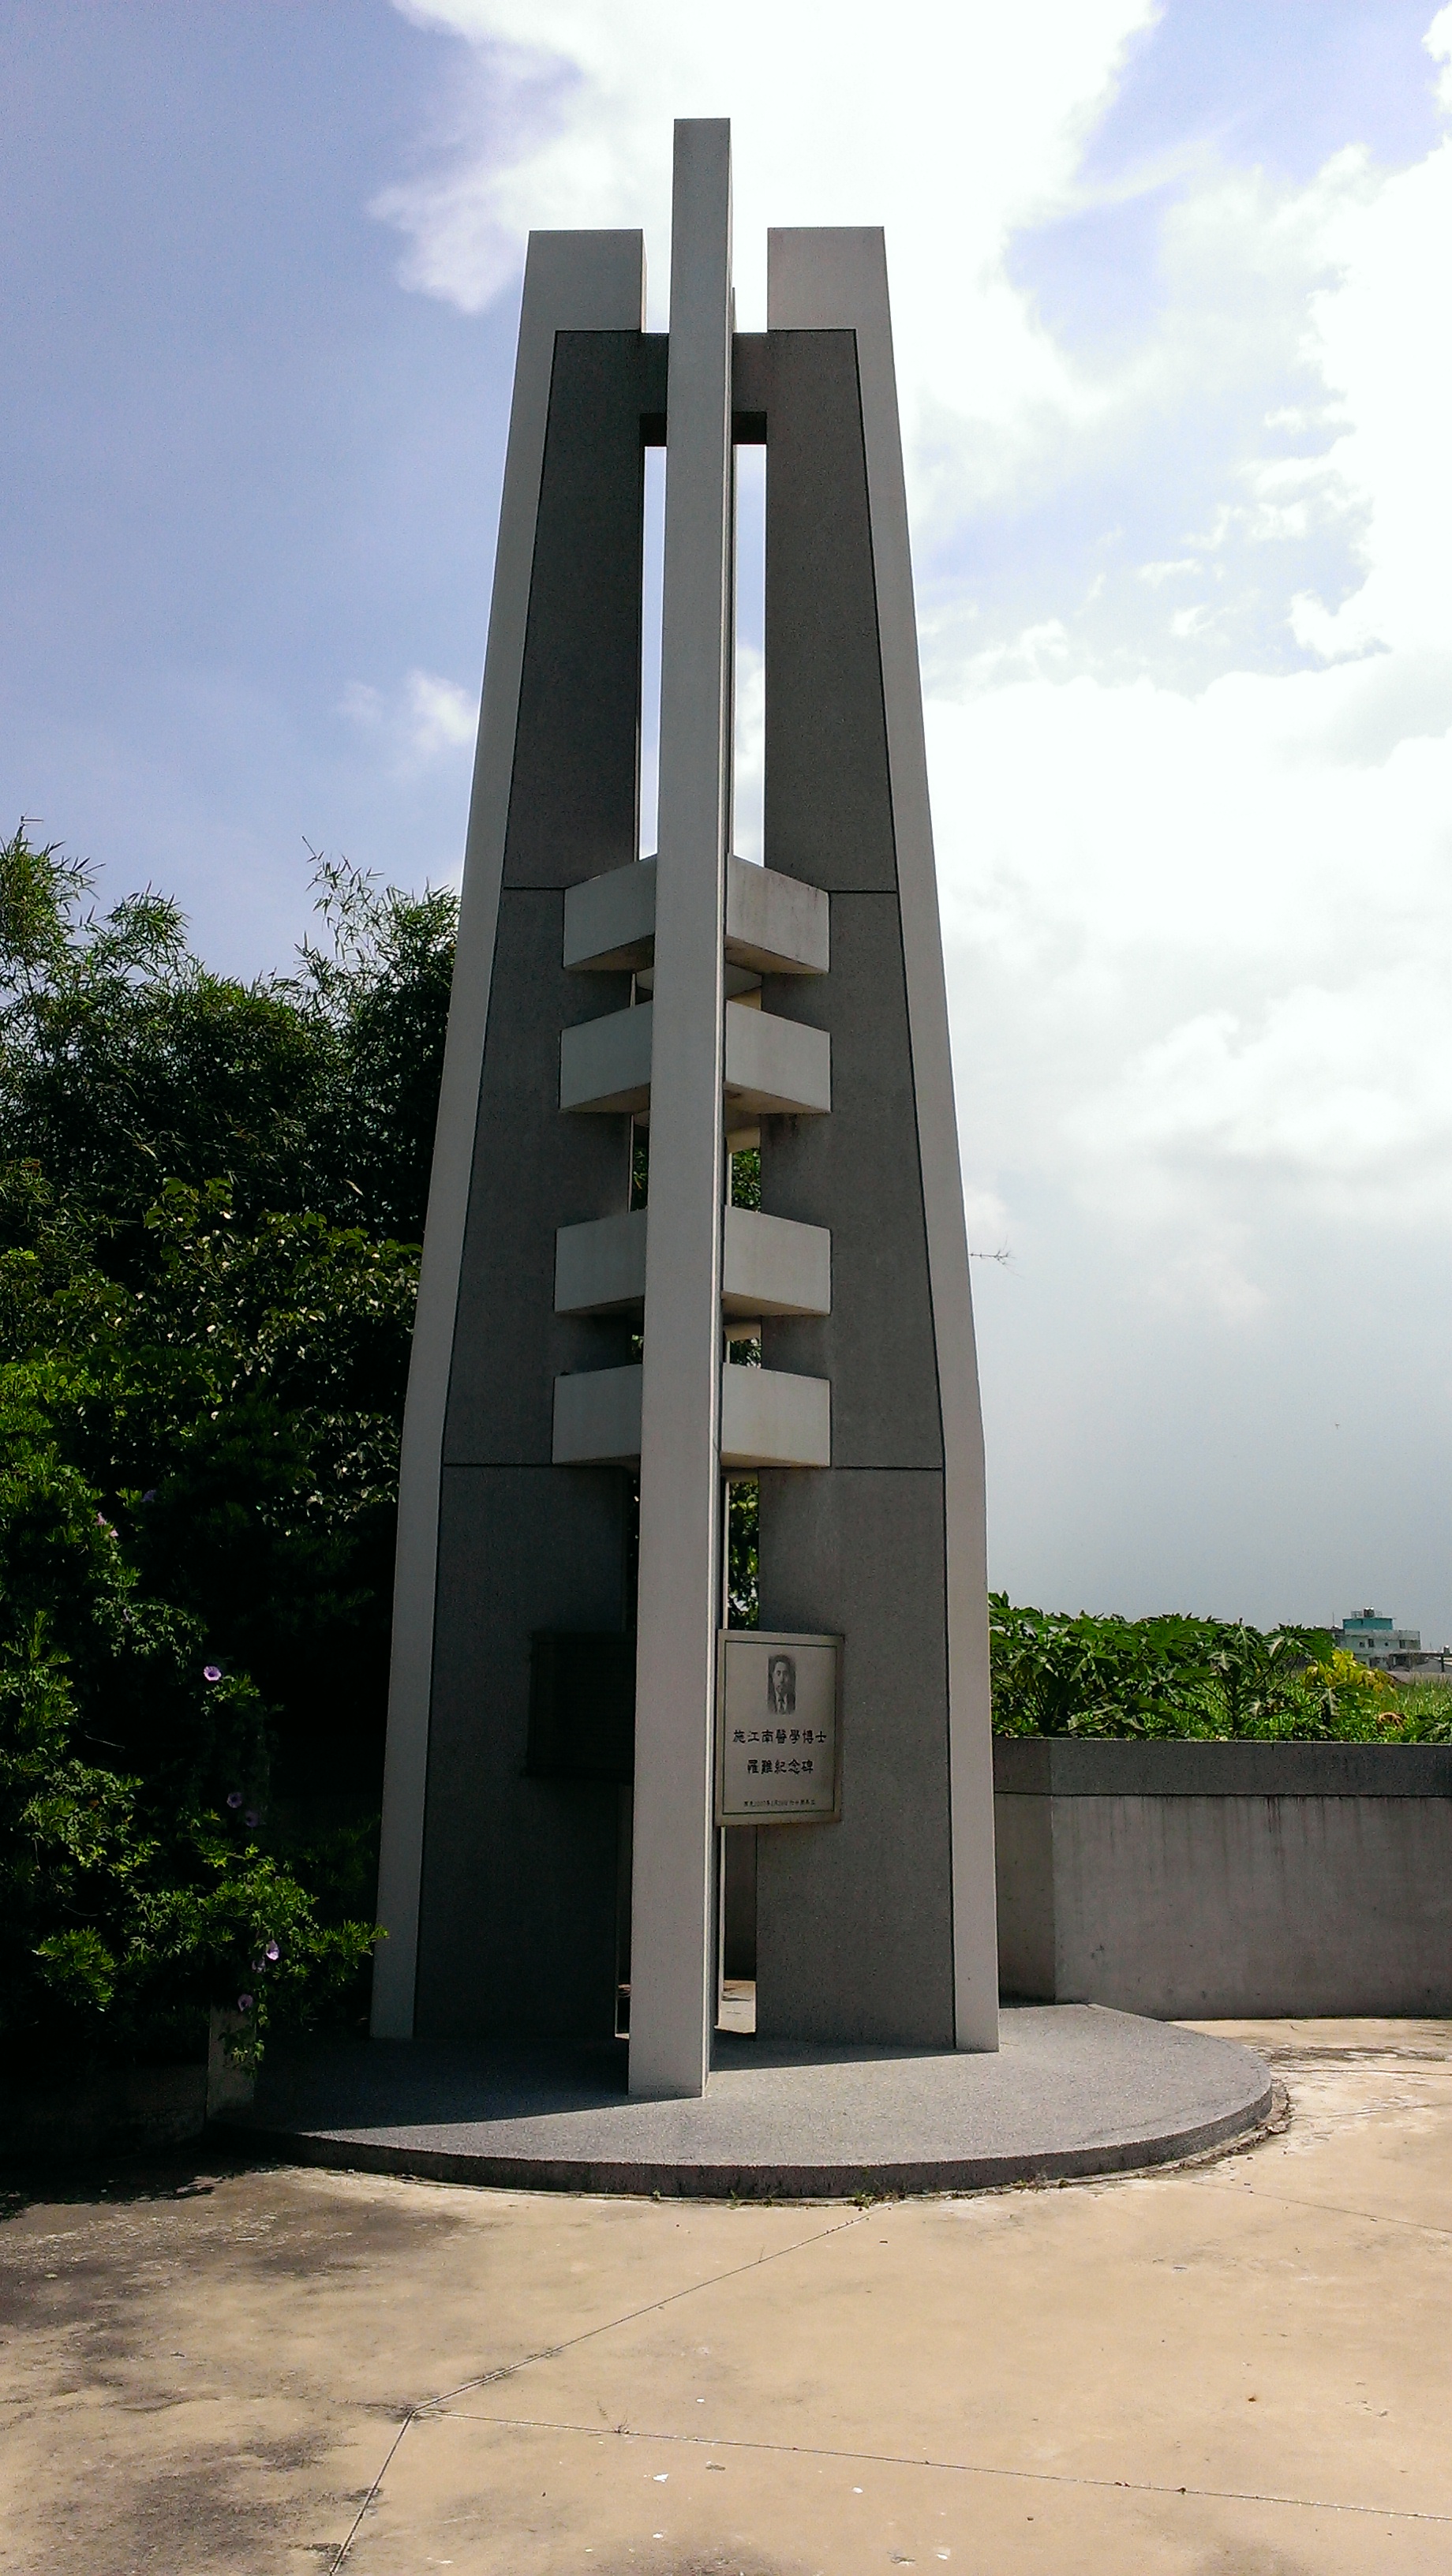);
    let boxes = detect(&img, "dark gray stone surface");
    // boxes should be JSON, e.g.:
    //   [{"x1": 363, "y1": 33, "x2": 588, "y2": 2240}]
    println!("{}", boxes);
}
[
  {"x1": 230, "y1": 2007, "x2": 1272, "y2": 2198},
  {"x1": 417, "y1": 1469, "x2": 628, "y2": 2045},
  {"x1": 502, "y1": 331, "x2": 650, "y2": 891},
  {"x1": 761, "y1": 329, "x2": 896, "y2": 893},
  {"x1": 756, "y1": 1473, "x2": 952, "y2": 2046},
  {"x1": 416, "y1": 331, "x2": 654, "y2": 2044},
  {"x1": 761, "y1": 895, "x2": 941, "y2": 1470},
  {"x1": 443, "y1": 892, "x2": 633, "y2": 1466},
  {"x1": 754, "y1": 327, "x2": 957, "y2": 2046},
  {"x1": 994, "y1": 1738, "x2": 1452, "y2": 1796}
]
